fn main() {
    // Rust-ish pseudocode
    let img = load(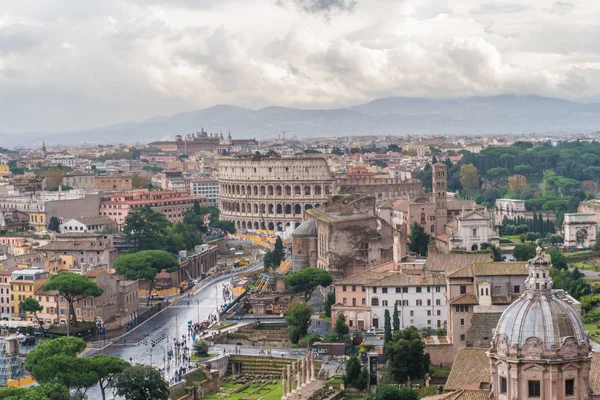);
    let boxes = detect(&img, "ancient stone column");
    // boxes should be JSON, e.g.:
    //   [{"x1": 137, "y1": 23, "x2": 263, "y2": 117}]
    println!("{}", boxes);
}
[
  {"x1": 302, "y1": 357, "x2": 308, "y2": 386},
  {"x1": 296, "y1": 360, "x2": 301, "y2": 390},
  {"x1": 291, "y1": 362, "x2": 296, "y2": 393},
  {"x1": 310, "y1": 354, "x2": 315, "y2": 381},
  {"x1": 287, "y1": 365, "x2": 292, "y2": 394},
  {"x1": 282, "y1": 368, "x2": 287, "y2": 397}
]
